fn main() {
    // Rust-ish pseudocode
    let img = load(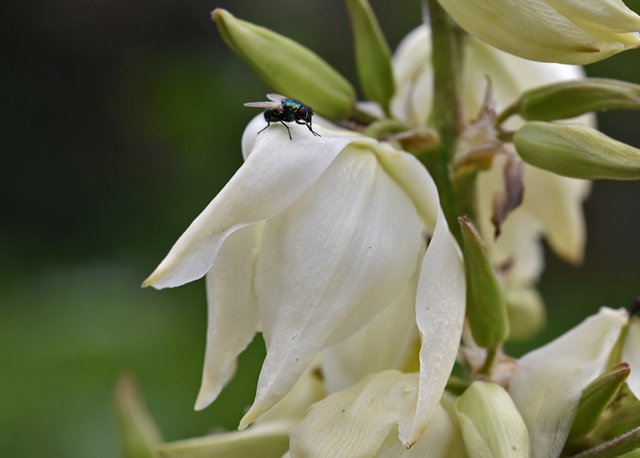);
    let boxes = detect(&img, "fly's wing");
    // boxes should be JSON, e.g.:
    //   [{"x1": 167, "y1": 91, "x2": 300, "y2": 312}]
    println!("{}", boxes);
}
[
  {"x1": 266, "y1": 93, "x2": 286, "y2": 102},
  {"x1": 244, "y1": 101, "x2": 281, "y2": 109}
]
